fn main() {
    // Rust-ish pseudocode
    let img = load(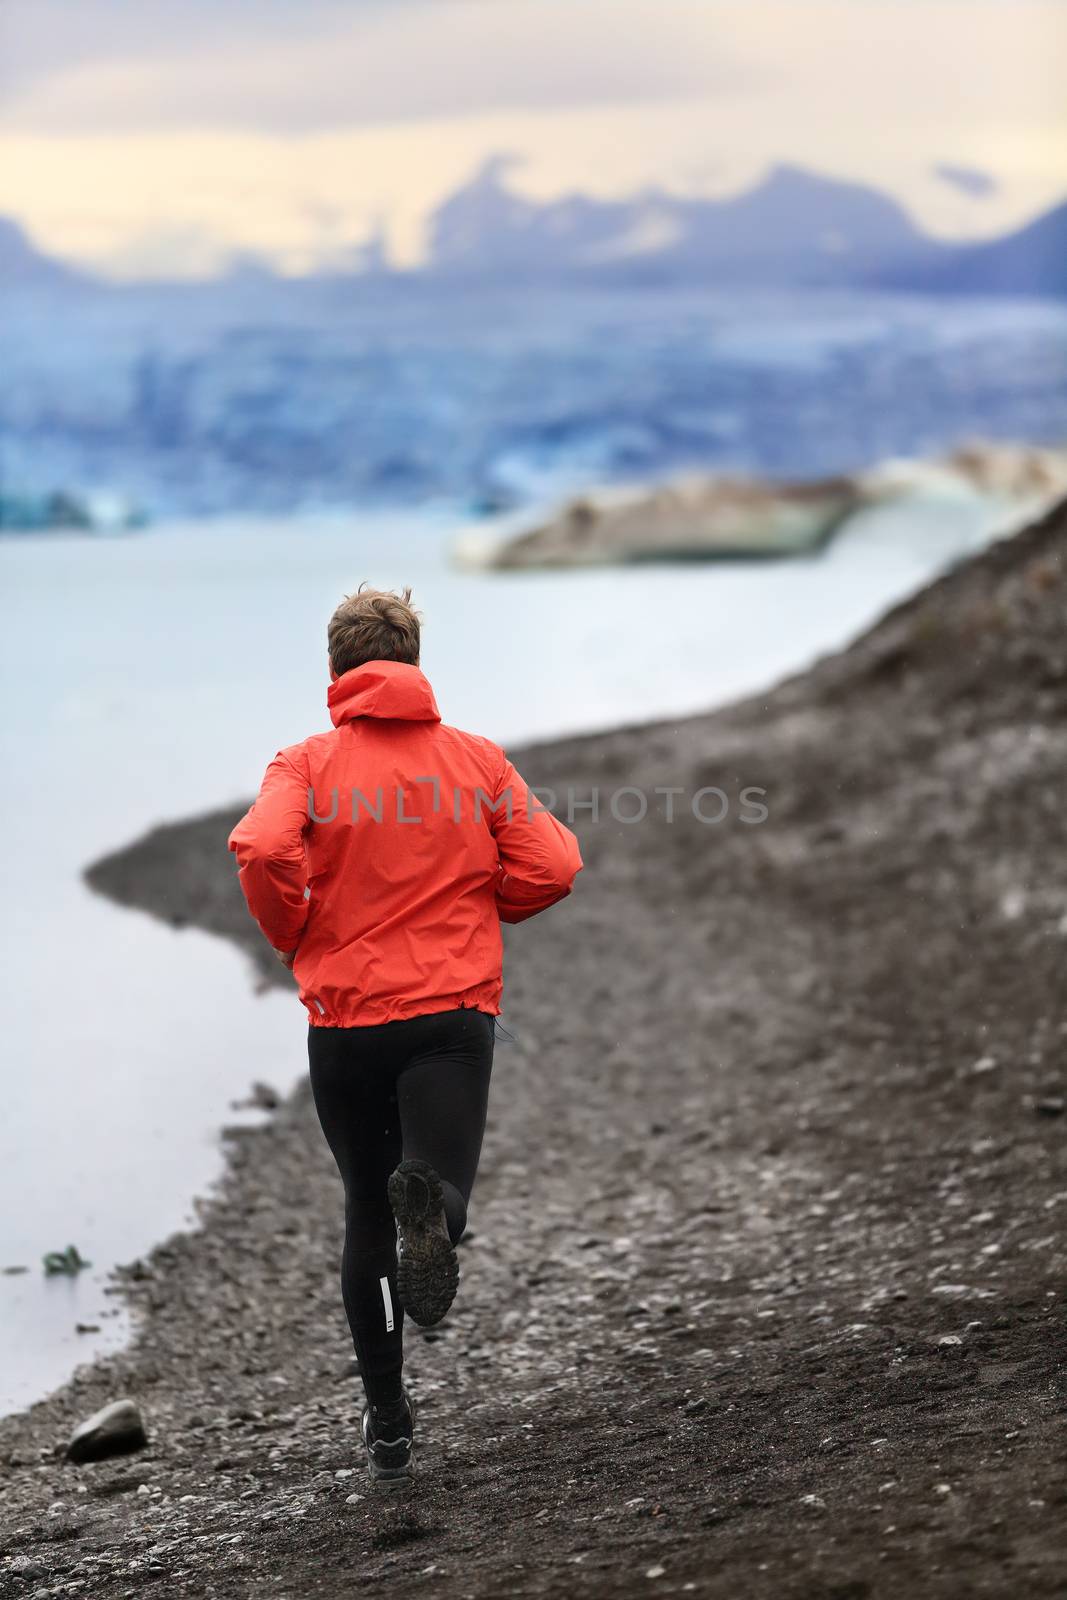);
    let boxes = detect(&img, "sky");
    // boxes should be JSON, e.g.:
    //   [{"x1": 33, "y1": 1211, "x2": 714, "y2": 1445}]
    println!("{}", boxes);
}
[{"x1": 0, "y1": 0, "x2": 1065, "y2": 279}]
